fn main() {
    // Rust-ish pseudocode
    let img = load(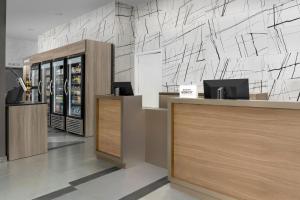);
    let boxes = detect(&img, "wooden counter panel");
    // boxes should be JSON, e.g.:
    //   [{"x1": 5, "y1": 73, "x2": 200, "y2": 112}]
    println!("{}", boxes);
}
[
  {"x1": 172, "y1": 103, "x2": 300, "y2": 200},
  {"x1": 8, "y1": 104, "x2": 48, "y2": 160},
  {"x1": 97, "y1": 99, "x2": 121, "y2": 158}
]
